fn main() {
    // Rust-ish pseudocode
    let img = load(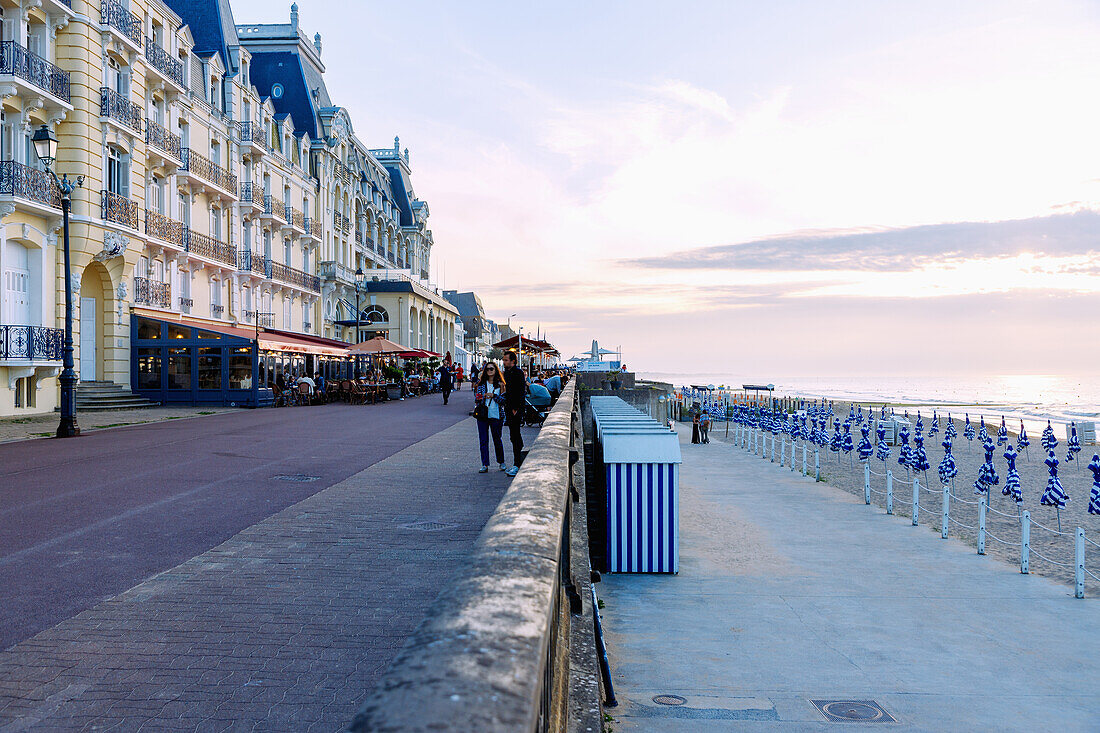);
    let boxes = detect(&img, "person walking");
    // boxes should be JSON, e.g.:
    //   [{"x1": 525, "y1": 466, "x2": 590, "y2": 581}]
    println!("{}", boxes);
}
[
  {"x1": 455, "y1": 364, "x2": 464, "y2": 391},
  {"x1": 474, "y1": 362, "x2": 507, "y2": 473},
  {"x1": 700, "y1": 411, "x2": 711, "y2": 444},
  {"x1": 691, "y1": 402, "x2": 701, "y2": 444},
  {"x1": 439, "y1": 358, "x2": 453, "y2": 405},
  {"x1": 502, "y1": 351, "x2": 527, "y2": 476}
]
